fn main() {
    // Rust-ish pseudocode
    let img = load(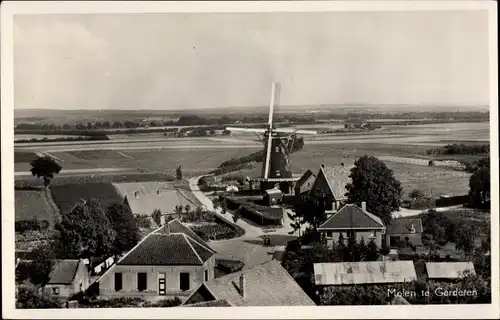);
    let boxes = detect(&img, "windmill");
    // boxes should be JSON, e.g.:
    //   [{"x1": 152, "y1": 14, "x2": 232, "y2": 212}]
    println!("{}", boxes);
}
[{"x1": 226, "y1": 82, "x2": 317, "y2": 193}]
